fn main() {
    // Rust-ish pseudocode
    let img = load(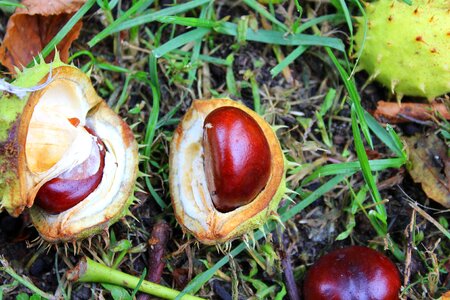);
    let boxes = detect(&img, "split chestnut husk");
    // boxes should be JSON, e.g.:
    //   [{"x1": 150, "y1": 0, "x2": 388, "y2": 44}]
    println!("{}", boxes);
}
[
  {"x1": 169, "y1": 99, "x2": 285, "y2": 245},
  {"x1": 0, "y1": 58, "x2": 138, "y2": 243}
]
